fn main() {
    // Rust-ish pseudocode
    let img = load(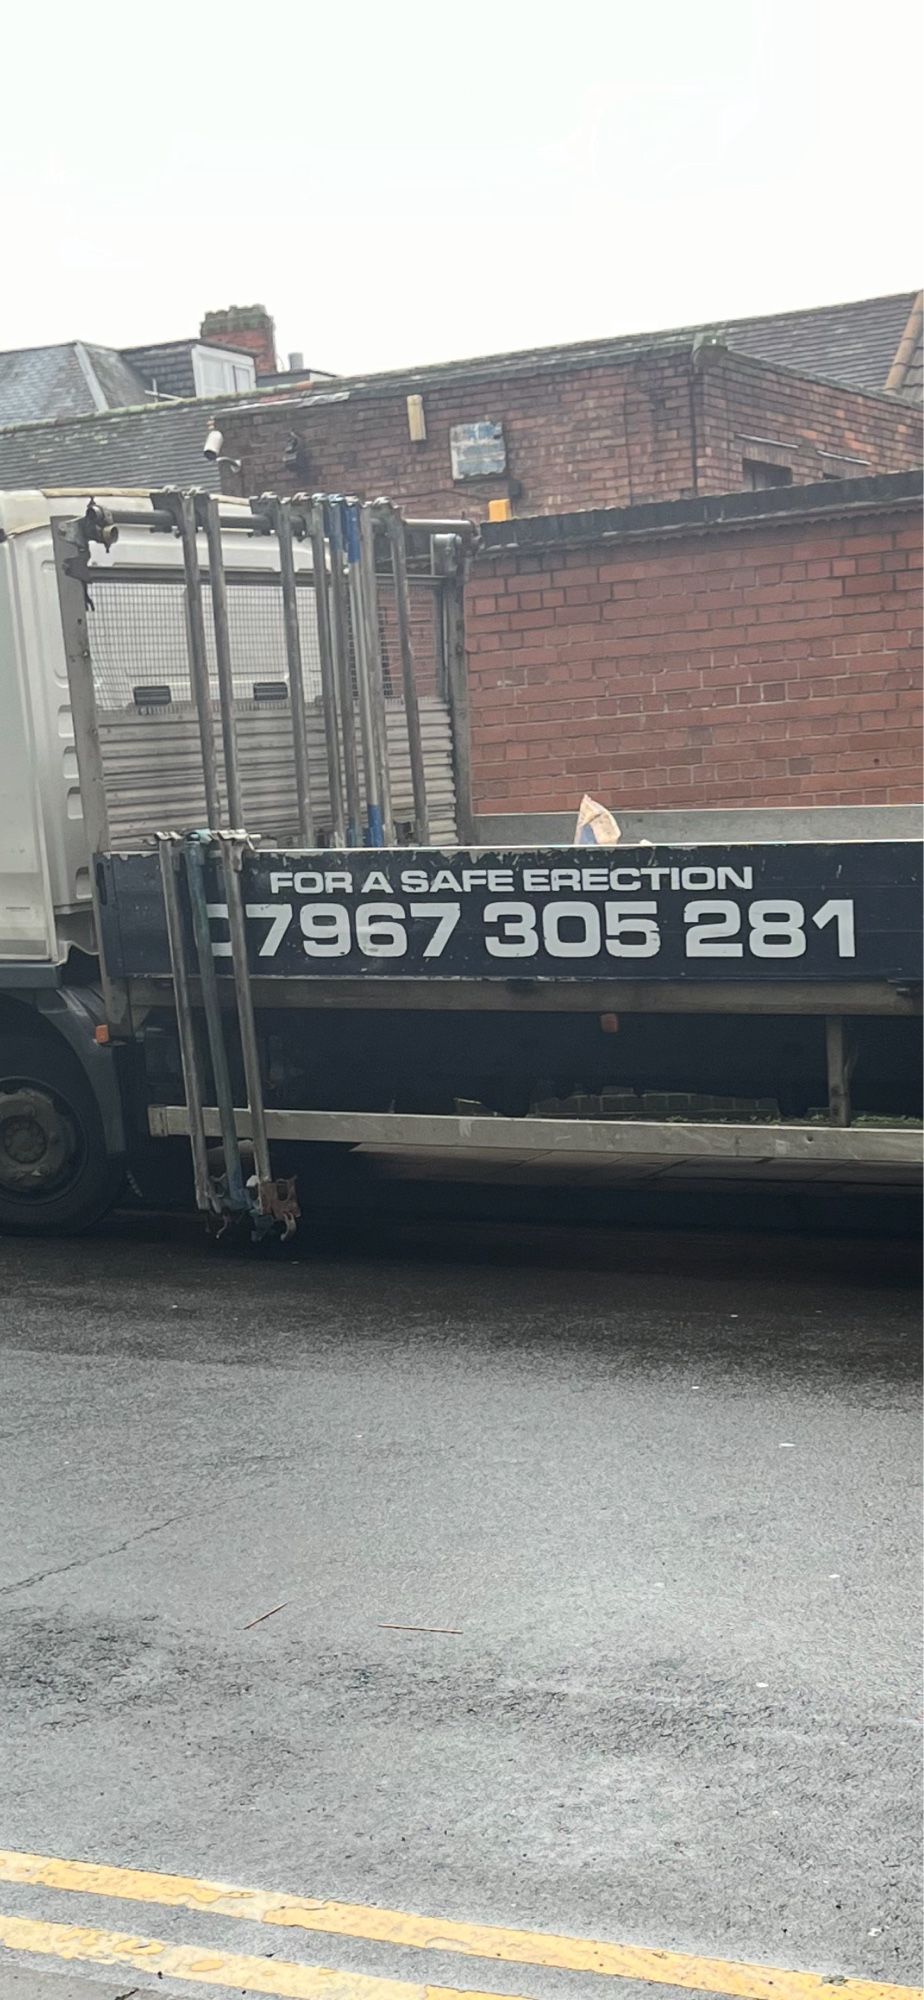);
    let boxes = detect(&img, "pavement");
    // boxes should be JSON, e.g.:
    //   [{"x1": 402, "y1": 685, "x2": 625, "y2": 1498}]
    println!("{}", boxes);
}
[{"x1": 0, "y1": 1208, "x2": 920, "y2": 2000}]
